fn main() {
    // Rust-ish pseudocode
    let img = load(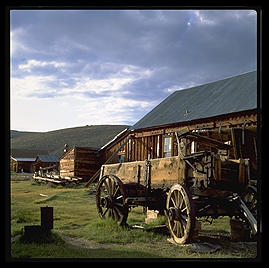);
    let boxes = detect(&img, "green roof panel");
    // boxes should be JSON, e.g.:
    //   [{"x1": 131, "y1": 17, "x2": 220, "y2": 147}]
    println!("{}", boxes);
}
[{"x1": 132, "y1": 71, "x2": 257, "y2": 130}]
